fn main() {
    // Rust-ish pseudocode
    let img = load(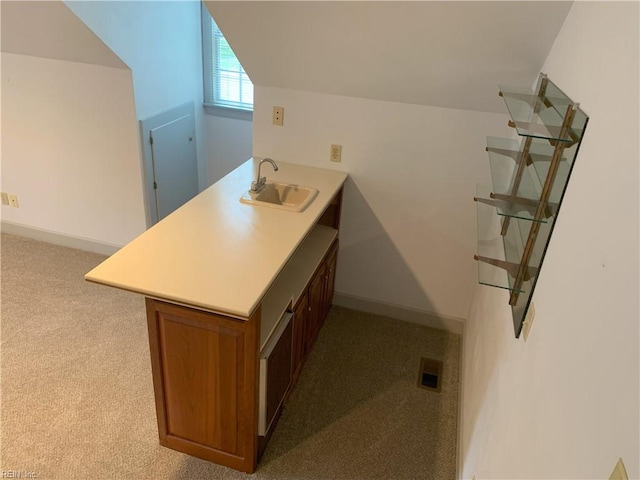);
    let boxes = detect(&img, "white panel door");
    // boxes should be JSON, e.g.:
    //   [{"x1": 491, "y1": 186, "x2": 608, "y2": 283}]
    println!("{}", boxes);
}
[{"x1": 141, "y1": 102, "x2": 199, "y2": 224}]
